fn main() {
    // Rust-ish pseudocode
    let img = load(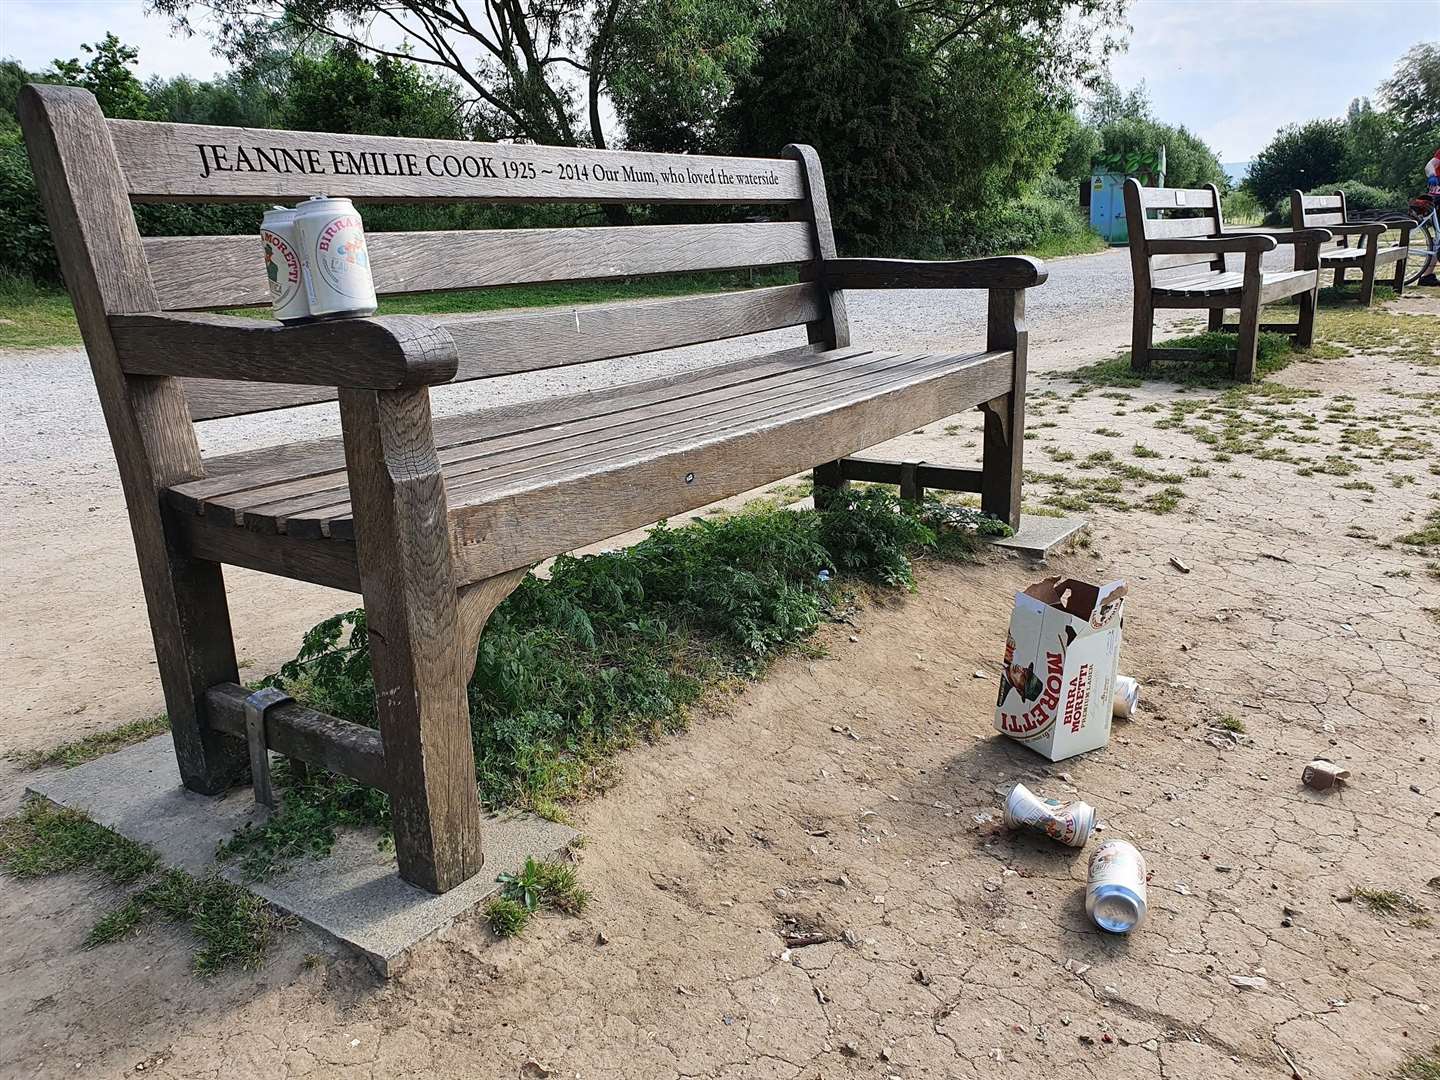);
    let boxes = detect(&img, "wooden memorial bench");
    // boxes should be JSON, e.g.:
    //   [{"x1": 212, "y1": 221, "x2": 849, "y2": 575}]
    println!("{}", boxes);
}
[
  {"x1": 1290, "y1": 189, "x2": 1411, "y2": 304},
  {"x1": 1123, "y1": 179, "x2": 1329, "y2": 381},
  {"x1": 21, "y1": 84, "x2": 1046, "y2": 893}
]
